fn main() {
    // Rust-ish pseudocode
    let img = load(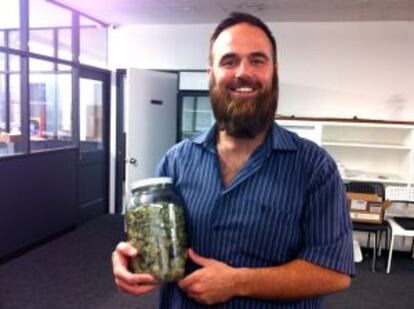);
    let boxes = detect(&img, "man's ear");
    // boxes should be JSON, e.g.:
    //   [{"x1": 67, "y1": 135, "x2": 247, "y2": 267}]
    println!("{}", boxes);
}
[{"x1": 207, "y1": 66, "x2": 212, "y2": 83}]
